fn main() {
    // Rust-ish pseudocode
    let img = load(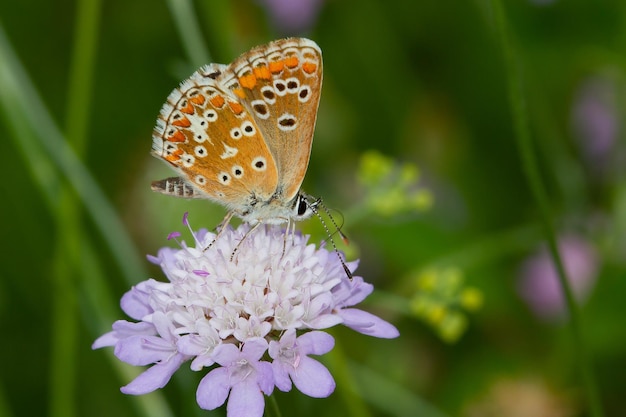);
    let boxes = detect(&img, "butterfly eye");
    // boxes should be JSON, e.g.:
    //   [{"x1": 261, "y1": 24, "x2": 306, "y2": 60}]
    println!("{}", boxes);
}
[{"x1": 297, "y1": 197, "x2": 308, "y2": 216}]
